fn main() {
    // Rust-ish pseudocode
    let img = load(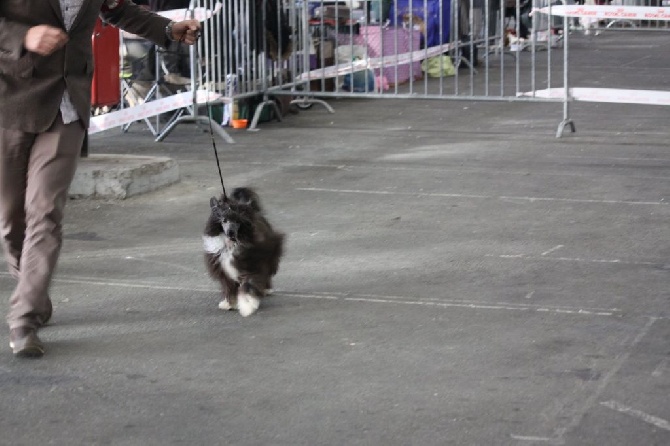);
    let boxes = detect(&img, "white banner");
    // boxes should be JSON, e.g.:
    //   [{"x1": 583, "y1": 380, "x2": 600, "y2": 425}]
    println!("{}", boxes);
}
[
  {"x1": 89, "y1": 90, "x2": 225, "y2": 134},
  {"x1": 533, "y1": 5, "x2": 670, "y2": 21},
  {"x1": 297, "y1": 43, "x2": 454, "y2": 82},
  {"x1": 518, "y1": 88, "x2": 670, "y2": 105},
  {"x1": 157, "y1": 2, "x2": 223, "y2": 22}
]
